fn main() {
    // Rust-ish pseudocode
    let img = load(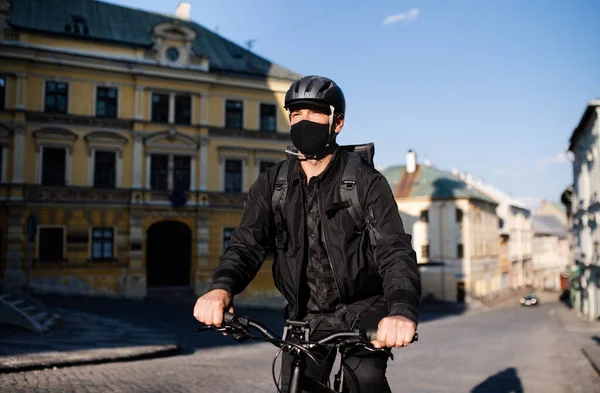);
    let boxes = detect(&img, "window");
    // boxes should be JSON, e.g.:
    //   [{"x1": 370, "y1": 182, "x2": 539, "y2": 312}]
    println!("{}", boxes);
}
[
  {"x1": 38, "y1": 227, "x2": 64, "y2": 261},
  {"x1": 150, "y1": 154, "x2": 169, "y2": 190},
  {"x1": 224, "y1": 159, "x2": 242, "y2": 192},
  {"x1": 223, "y1": 227, "x2": 236, "y2": 253},
  {"x1": 94, "y1": 151, "x2": 116, "y2": 188},
  {"x1": 41, "y1": 147, "x2": 66, "y2": 186},
  {"x1": 0, "y1": 77, "x2": 5, "y2": 109},
  {"x1": 260, "y1": 161, "x2": 276, "y2": 173},
  {"x1": 225, "y1": 100, "x2": 243, "y2": 129},
  {"x1": 260, "y1": 103, "x2": 277, "y2": 132},
  {"x1": 174, "y1": 155, "x2": 191, "y2": 191},
  {"x1": 166, "y1": 47, "x2": 180, "y2": 62},
  {"x1": 175, "y1": 95, "x2": 191, "y2": 125},
  {"x1": 91, "y1": 227, "x2": 114, "y2": 261},
  {"x1": 96, "y1": 87, "x2": 118, "y2": 118},
  {"x1": 45, "y1": 81, "x2": 68, "y2": 114},
  {"x1": 457, "y1": 244, "x2": 464, "y2": 258},
  {"x1": 420, "y1": 210, "x2": 429, "y2": 222},
  {"x1": 421, "y1": 244, "x2": 429, "y2": 259},
  {"x1": 456, "y1": 208, "x2": 463, "y2": 223},
  {"x1": 151, "y1": 93, "x2": 169, "y2": 123},
  {"x1": 499, "y1": 218, "x2": 504, "y2": 229}
]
